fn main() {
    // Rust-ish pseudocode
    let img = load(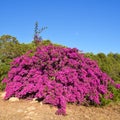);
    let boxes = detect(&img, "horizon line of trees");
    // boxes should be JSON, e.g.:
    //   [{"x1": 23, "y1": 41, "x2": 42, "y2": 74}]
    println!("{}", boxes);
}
[{"x1": 0, "y1": 34, "x2": 120, "y2": 90}]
